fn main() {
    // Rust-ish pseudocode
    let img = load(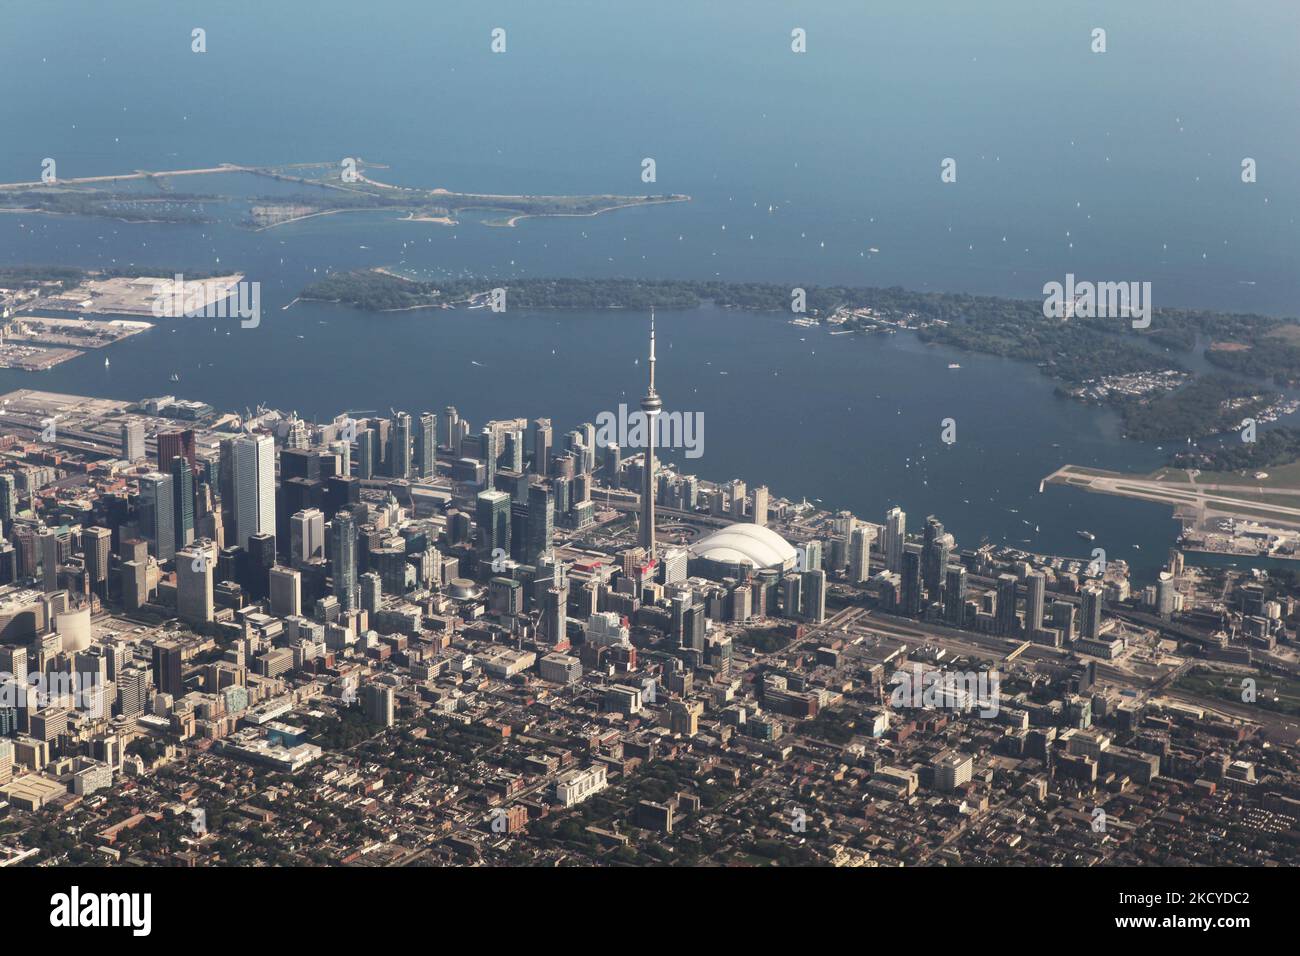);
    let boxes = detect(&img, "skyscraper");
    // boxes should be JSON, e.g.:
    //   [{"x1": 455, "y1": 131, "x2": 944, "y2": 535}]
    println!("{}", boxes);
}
[
  {"x1": 602, "y1": 443, "x2": 621, "y2": 487},
  {"x1": 170, "y1": 456, "x2": 195, "y2": 552},
  {"x1": 372, "y1": 418, "x2": 390, "y2": 474},
  {"x1": 885, "y1": 507, "x2": 906, "y2": 573},
  {"x1": 539, "y1": 584, "x2": 568, "y2": 645},
  {"x1": 802, "y1": 569, "x2": 826, "y2": 623},
  {"x1": 481, "y1": 425, "x2": 498, "y2": 490},
  {"x1": 640, "y1": 311, "x2": 661, "y2": 562},
  {"x1": 13, "y1": 528, "x2": 37, "y2": 579},
  {"x1": 247, "y1": 533, "x2": 277, "y2": 601},
  {"x1": 526, "y1": 483, "x2": 554, "y2": 566},
  {"x1": 503, "y1": 430, "x2": 524, "y2": 473},
  {"x1": 751, "y1": 485, "x2": 769, "y2": 527},
  {"x1": 782, "y1": 573, "x2": 803, "y2": 619},
  {"x1": 290, "y1": 508, "x2": 325, "y2": 567},
  {"x1": 553, "y1": 475, "x2": 571, "y2": 516},
  {"x1": 389, "y1": 412, "x2": 412, "y2": 479},
  {"x1": 849, "y1": 525, "x2": 874, "y2": 584},
  {"x1": 328, "y1": 439, "x2": 351, "y2": 478},
  {"x1": 901, "y1": 543, "x2": 924, "y2": 616},
  {"x1": 38, "y1": 527, "x2": 60, "y2": 593},
  {"x1": 1157, "y1": 572, "x2": 1177, "y2": 619},
  {"x1": 269, "y1": 565, "x2": 302, "y2": 617},
  {"x1": 363, "y1": 684, "x2": 395, "y2": 727},
  {"x1": 218, "y1": 437, "x2": 236, "y2": 541},
  {"x1": 121, "y1": 557, "x2": 147, "y2": 611},
  {"x1": 0, "y1": 473, "x2": 16, "y2": 524},
  {"x1": 330, "y1": 510, "x2": 359, "y2": 612},
  {"x1": 476, "y1": 490, "x2": 511, "y2": 561},
  {"x1": 444, "y1": 406, "x2": 462, "y2": 455},
  {"x1": 996, "y1": 573, "x2": 1020, "y2": 637},
  {"x1": 531, "y1": 418, "x2": 552, "y2": 475},
  {"x1": 360, "y1": 570, "x2": 383, "y2": 612},
  {"x1": 157, "y1": 429, "x2": 197, "y2": 471},
  {"x1": 922, "y1": 516, "x2": 948, "y2": 596},
  {"x1": 138, "y1": 472, "x2": 175, "y2": 563},
  {"x1": 416, "y1": 412, "x2": 437, "y2": 480},
  {"x1": 82, "y1": 526, "x2": 112, "y2": 601},
  {"x1": 510, "y1": 501, "x2": 529, "y2": 563},
  {"x1": 1026, "y1": 570, "x2": 1046, "y2": 633},
  {"x1": 152, "y1": 639, "x2": 184, "y2": 698},
  {"x1": 287, "y1": 416, "x2": 310, "y2": 450},
  {"x1": 120, "y1": 421, "x2": 145, "y2": 462},
  {"x1": 0, "y1": 544, "x2": 15, "y2": 587},
  {"x1": 729, "y1": 479, "x2": 747, "y2": 521},
  {"x1": 176, "y1": 541, "x2": 215, "y2": 626},
  {"x1": 355, "y1": 425, "x2": 375, "y2": 479},
  {"x1": 944, "y1": 564, "x2": 967, "y2": 626},
  {"x1": 832, "y1": 512, "x2": 855, "y2": 566},
  {"x1": 1081, "y1": 584, "x2": 1104, "y2": 639},
  {"x1": 233, "y1": 434, "x2": 275, "y2": 551},
  {"x1": 800, "y1": 539, "x2": 823, "y2": 573},
  {"x1": 1052, "y1": 600, "x2": 1076, "y2": 643}
]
